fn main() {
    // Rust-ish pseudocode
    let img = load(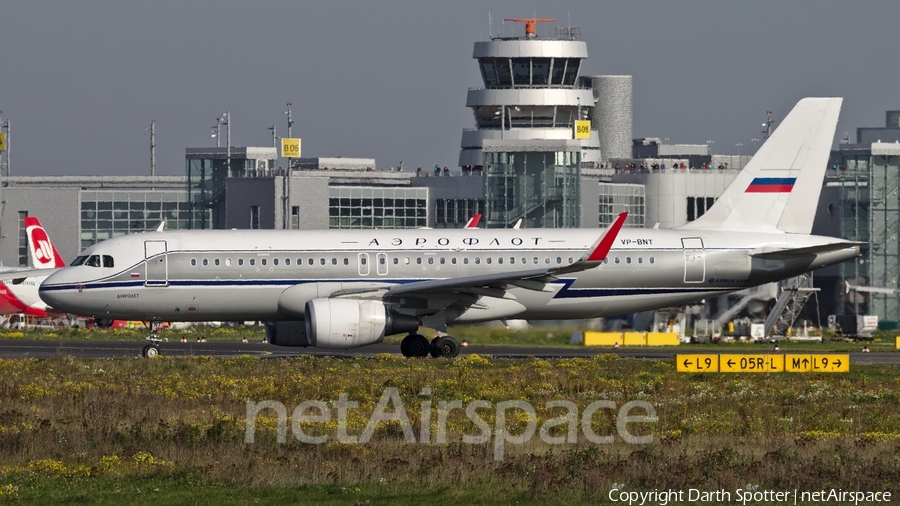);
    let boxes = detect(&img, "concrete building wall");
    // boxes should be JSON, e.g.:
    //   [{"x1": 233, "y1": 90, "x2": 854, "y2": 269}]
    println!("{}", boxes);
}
[
  {"x1": 0, "y1": 188, "x2": 81, "y2": 266},
  {"x1": 591, "y1": 75, "x2": 633, "y2": 162},
  {"x1": 614, "y1": 171, "x2": 737, "y2": 228},
  {"x1": 287, "y1": 176, "x2": 330, "y2": 229},
  {"x1": 225, "y1": 178, "x2": 276, "y2": 229},
  {"x1": 580, "y1": 177, "x2": 600, "y2": 228}
]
